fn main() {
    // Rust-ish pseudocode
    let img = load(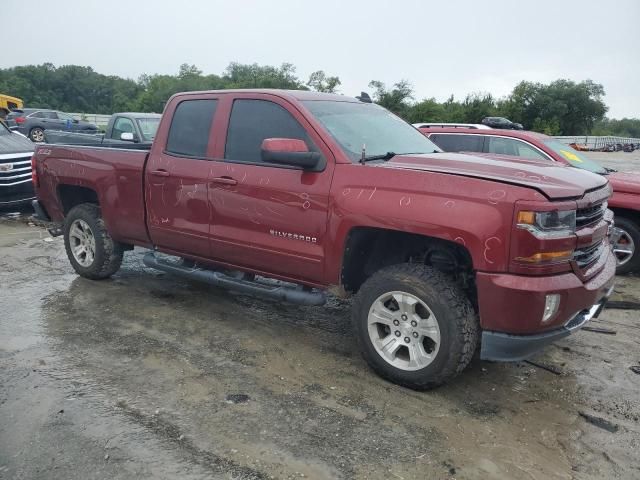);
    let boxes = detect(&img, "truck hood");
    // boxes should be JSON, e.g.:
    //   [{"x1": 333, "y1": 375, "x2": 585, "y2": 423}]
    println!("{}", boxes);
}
[
  {"x1": 607, "y1": 171, "x2": 640, "y2": 195},
  {"x1": 380, "y1": 152, "x2": 608, "y2": 200}
]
